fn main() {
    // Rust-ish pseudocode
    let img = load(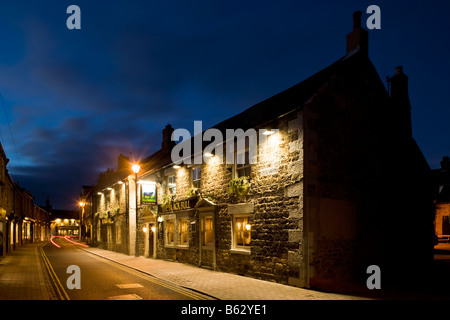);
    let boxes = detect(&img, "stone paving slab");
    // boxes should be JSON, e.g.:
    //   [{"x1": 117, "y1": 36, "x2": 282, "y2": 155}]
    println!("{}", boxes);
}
[
  {"x1": 82, "y1": 247, "x2": 369, "y2": 300},
  {"x1": 0, "y1": 243, "x2": 50, "y2": 300}
]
